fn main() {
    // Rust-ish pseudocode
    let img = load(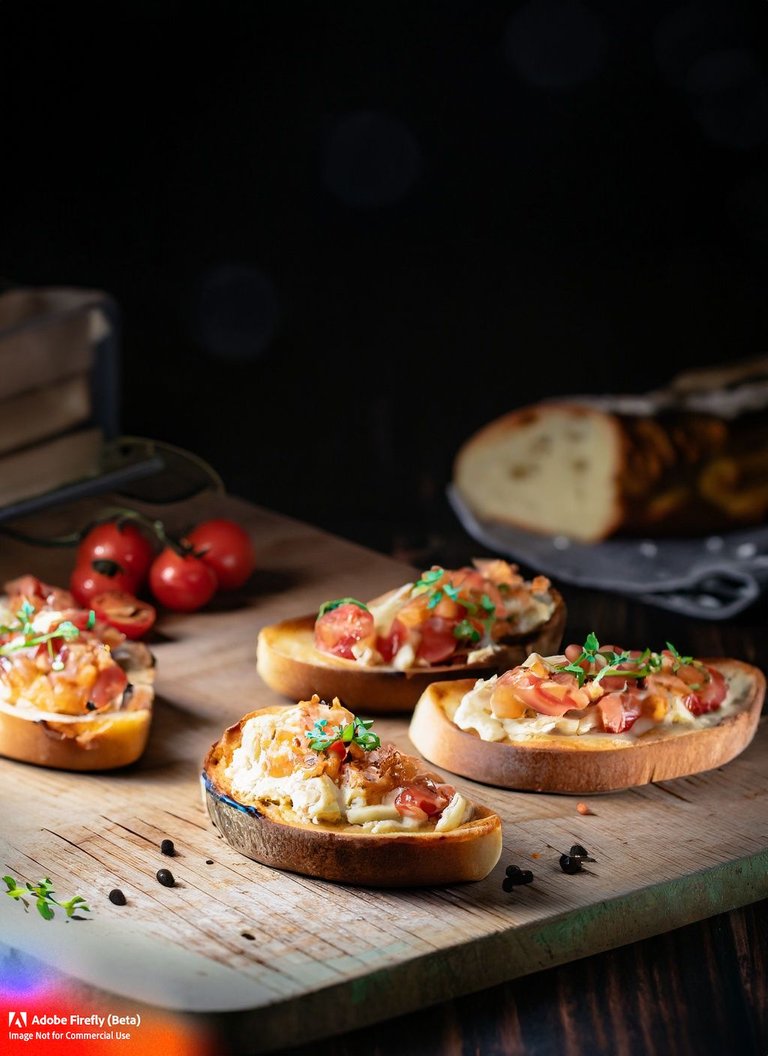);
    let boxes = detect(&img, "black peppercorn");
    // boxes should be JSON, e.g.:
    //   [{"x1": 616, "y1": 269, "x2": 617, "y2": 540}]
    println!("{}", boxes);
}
[
  {"x1": 503, "y1": 865, "x2": 534, "y2": 887},
  {"x1": 160, "y1": 839, "x2": 175, "y2": 857},
  {"x1": 569, "y1": 844, "x2": 596, "y2": 861},
  {"x1": 559, "y1": 854, "x2": 582, "y2": 874},
  {"x1": 205, "y1": 859, "x2": 214, "y2": 865},
  {"x1": 156, "y1": 868, "x2": 175, "y2": 887},
  {"x1": 108, "y1": 889, "x2": 127, "y2": 905}
]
